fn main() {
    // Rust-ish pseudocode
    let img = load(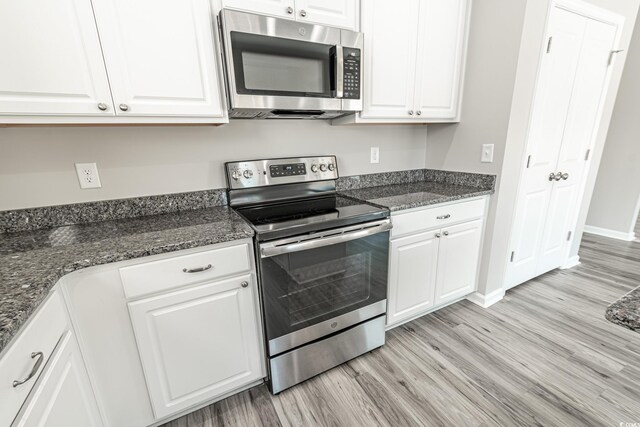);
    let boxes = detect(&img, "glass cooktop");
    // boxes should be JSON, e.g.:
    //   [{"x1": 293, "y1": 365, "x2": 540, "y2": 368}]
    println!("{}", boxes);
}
[{"x1": 235, "y1": 195, "x2": 389, "y2": 241}]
